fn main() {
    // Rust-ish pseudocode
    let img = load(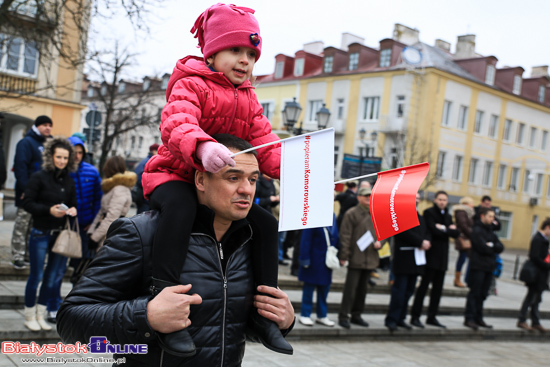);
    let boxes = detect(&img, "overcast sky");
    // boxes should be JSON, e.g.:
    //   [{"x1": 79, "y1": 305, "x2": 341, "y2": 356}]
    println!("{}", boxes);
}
[{"x1": 90, "y1": 0, "x2": 550, "y2": 80}]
